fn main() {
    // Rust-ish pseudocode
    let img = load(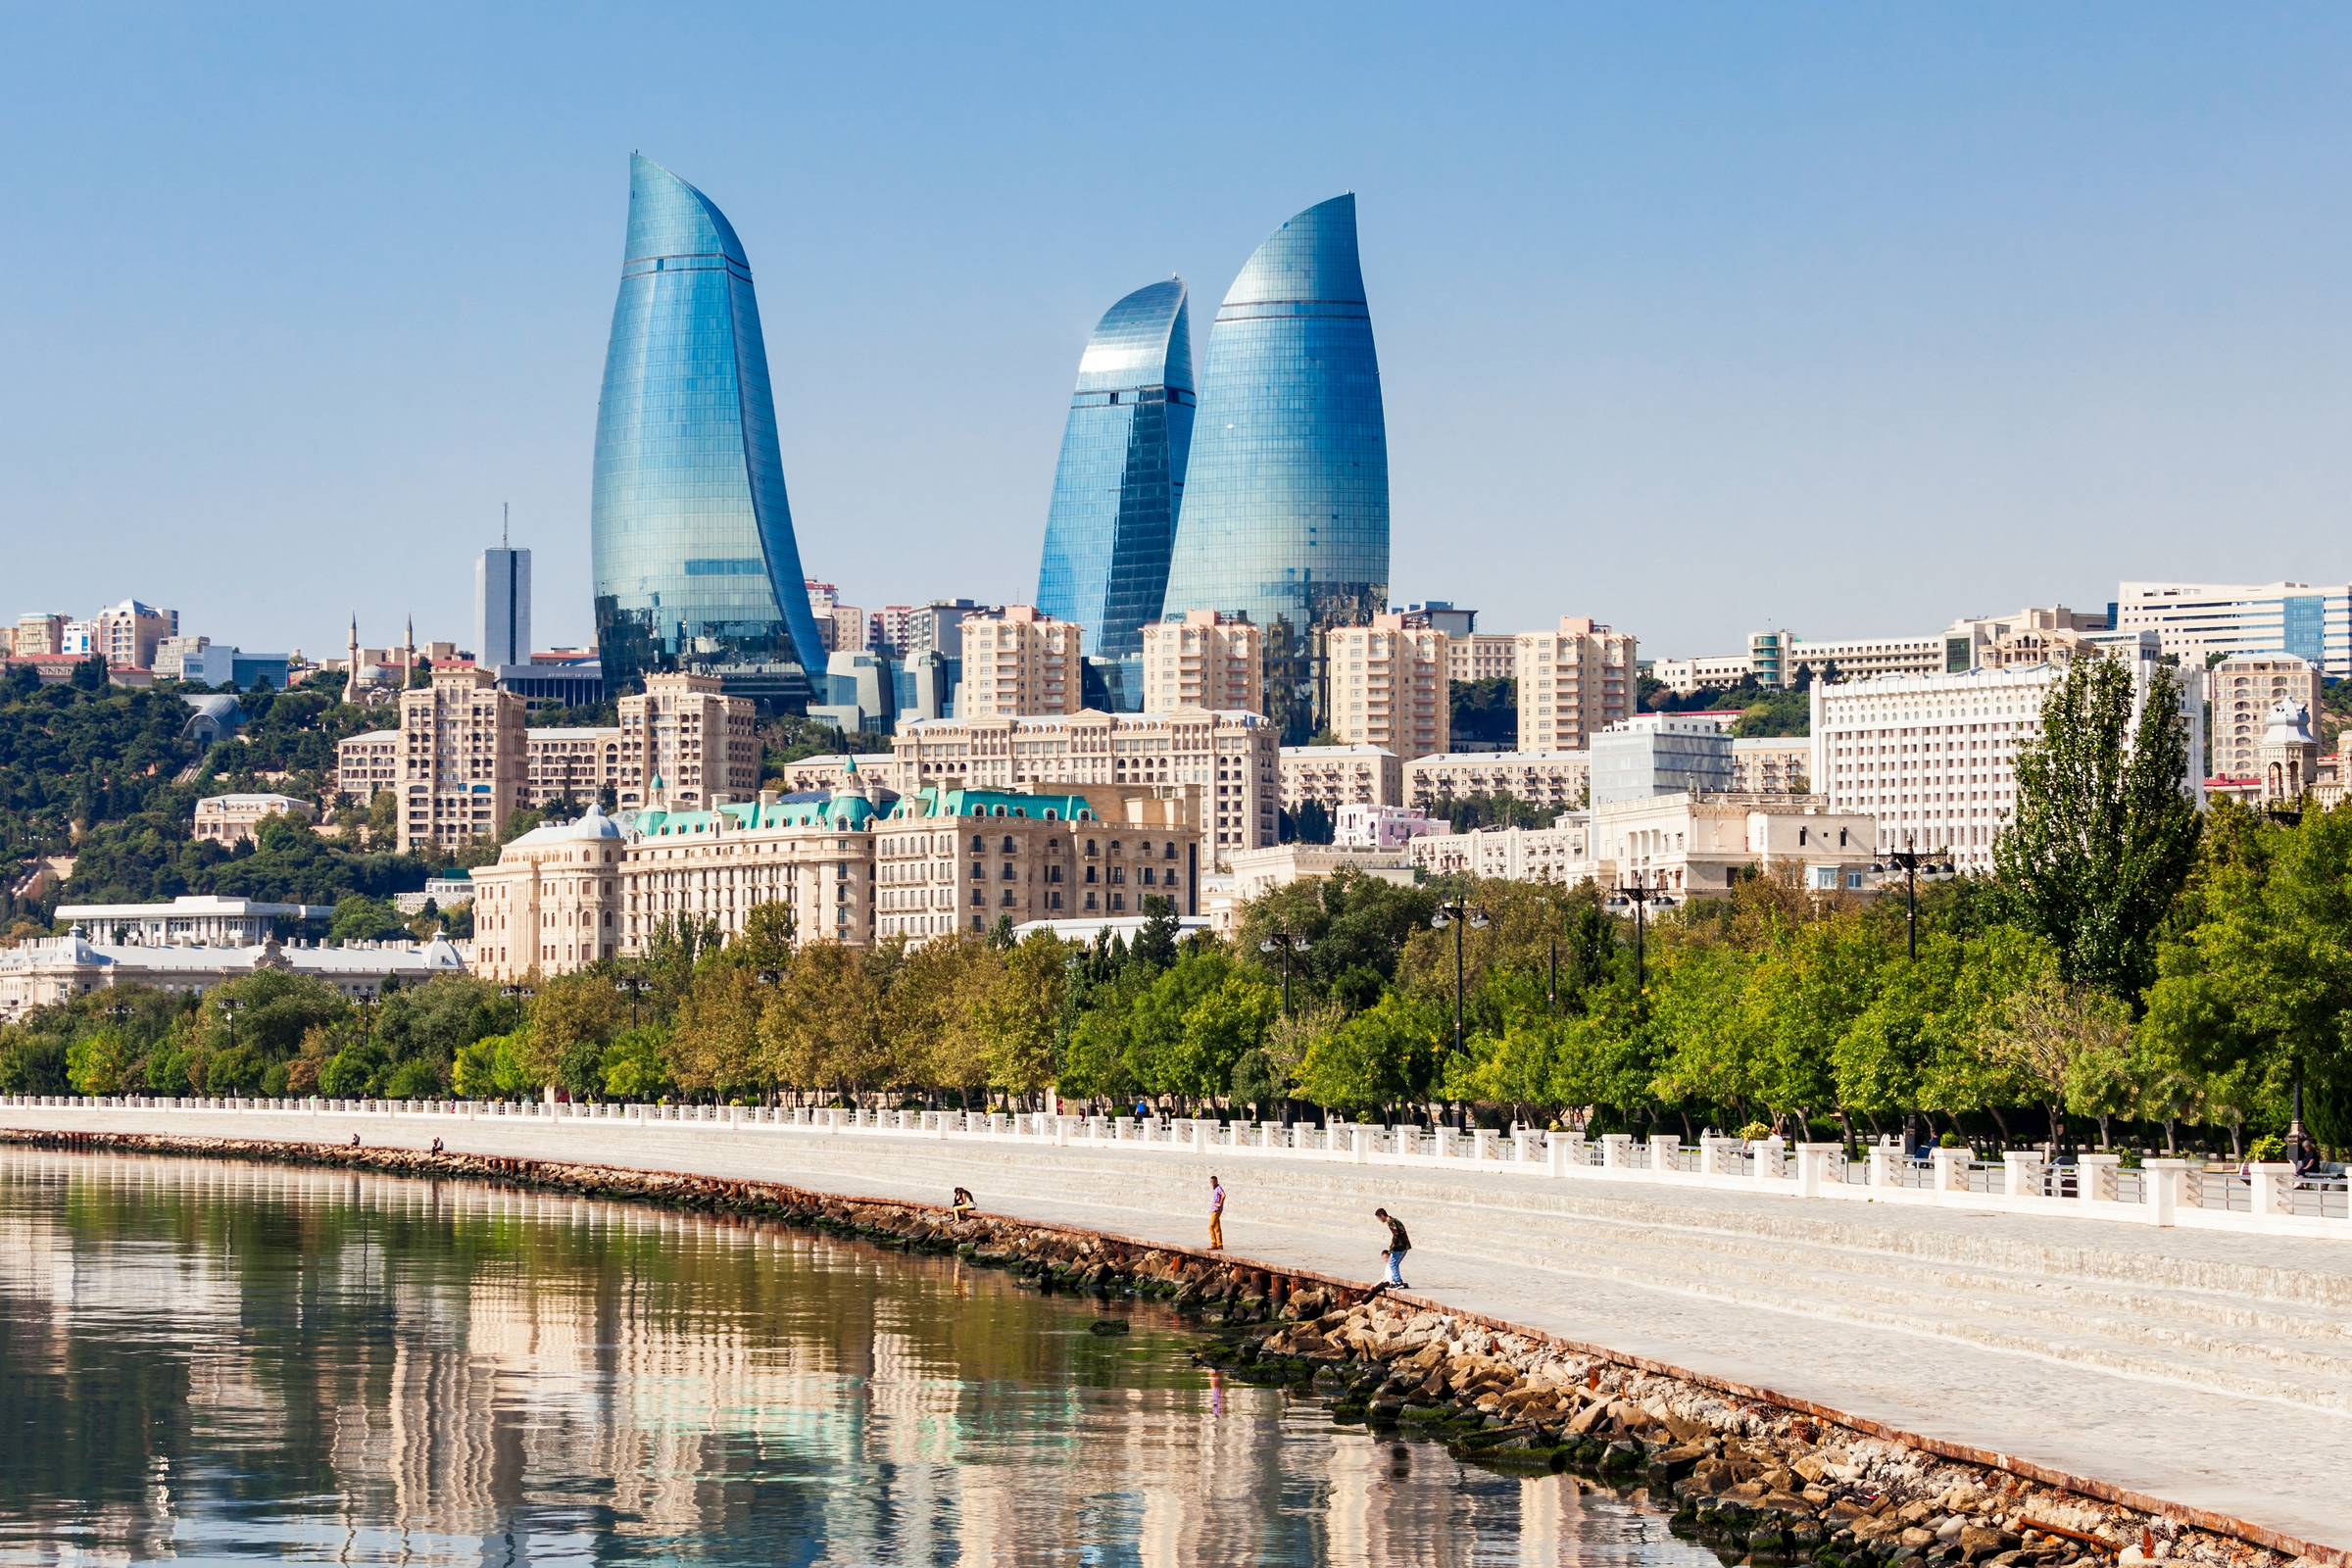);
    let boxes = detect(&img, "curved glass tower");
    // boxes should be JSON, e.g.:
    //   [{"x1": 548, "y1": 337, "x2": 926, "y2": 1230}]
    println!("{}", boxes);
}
[
  {"x1": 1161, "y1": 194, "x2": 1389, "y2": 740},
  {"x1": 1035, "y1": 279, "x2": 1195, "y2": 663},
  {"x1": 591, "y1": 154, "x2": 826, "y2": 704}
]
